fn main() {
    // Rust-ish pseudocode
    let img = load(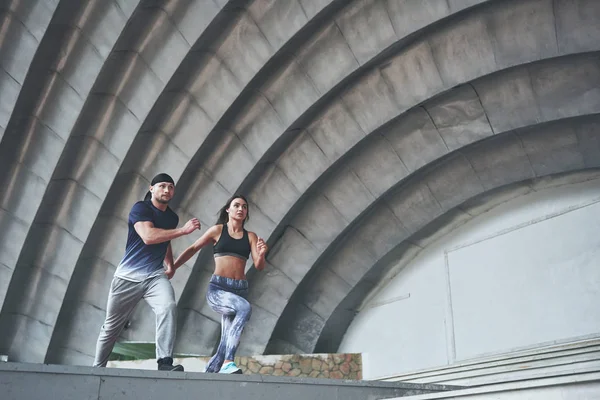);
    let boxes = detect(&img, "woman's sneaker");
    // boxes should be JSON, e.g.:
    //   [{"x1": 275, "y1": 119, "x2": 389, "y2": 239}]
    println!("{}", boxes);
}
[{"x1": 219, "y1": 361, "x2": 242, "y2": 374}]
